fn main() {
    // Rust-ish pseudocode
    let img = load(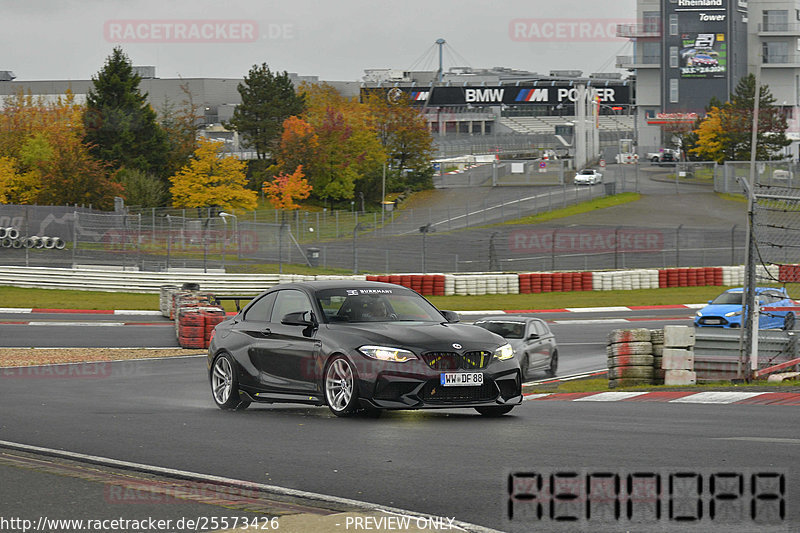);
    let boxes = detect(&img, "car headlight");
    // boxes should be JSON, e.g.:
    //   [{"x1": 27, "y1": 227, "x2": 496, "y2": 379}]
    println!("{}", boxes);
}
[
  {"x1": 725, "y1": 310, "x2": 742, "y2": 317},
  {"x1": 695, "y1": 311, "x2": 702, "y2": 317},
  {"x1": 358, "y1": 345, "x2": 417, "y2": 363},
  {"x1": 493, "y1": 343, "x2": 514, "y2": 361}
]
